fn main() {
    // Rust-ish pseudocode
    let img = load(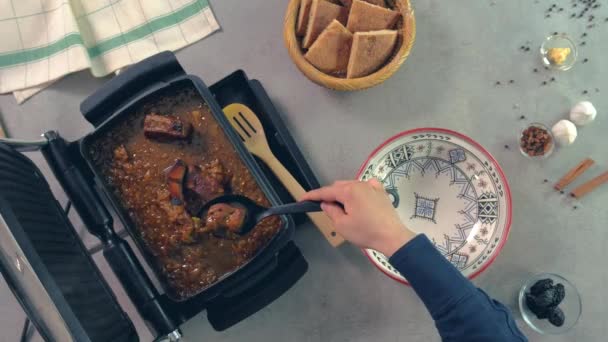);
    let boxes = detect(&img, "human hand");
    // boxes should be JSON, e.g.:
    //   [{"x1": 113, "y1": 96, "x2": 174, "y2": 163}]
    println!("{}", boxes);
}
[{"x1": 301, "y1": 179, "x2": 416, "y2": 257}]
